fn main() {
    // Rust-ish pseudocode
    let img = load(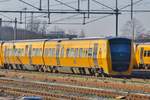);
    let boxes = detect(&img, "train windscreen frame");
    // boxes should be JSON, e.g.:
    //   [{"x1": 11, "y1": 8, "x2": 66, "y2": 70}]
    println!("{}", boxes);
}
[{"x1": 109, "y1": 38, "x2": 131, "y2": 72}]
